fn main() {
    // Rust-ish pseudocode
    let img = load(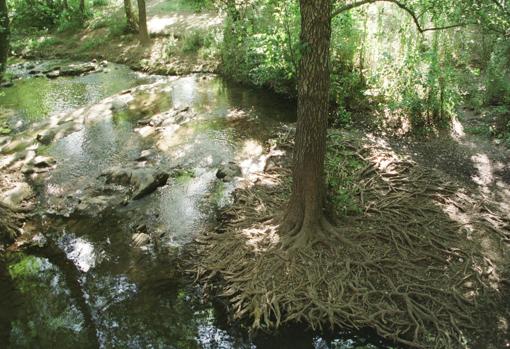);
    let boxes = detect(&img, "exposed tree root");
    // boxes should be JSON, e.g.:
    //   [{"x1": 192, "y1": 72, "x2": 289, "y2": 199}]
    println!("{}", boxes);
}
[{"x1": 190, "y1": 132, "x2": 509, "y2": 349}]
